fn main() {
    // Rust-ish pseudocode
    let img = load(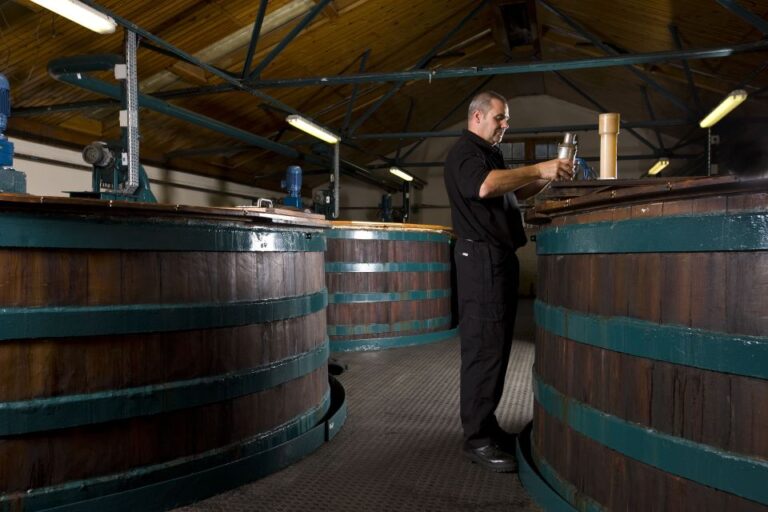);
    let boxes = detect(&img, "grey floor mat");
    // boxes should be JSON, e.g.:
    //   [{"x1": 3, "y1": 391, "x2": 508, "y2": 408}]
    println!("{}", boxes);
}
[{"x1": 176, "y1": 300, "x2": 540, "y2": 512}]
